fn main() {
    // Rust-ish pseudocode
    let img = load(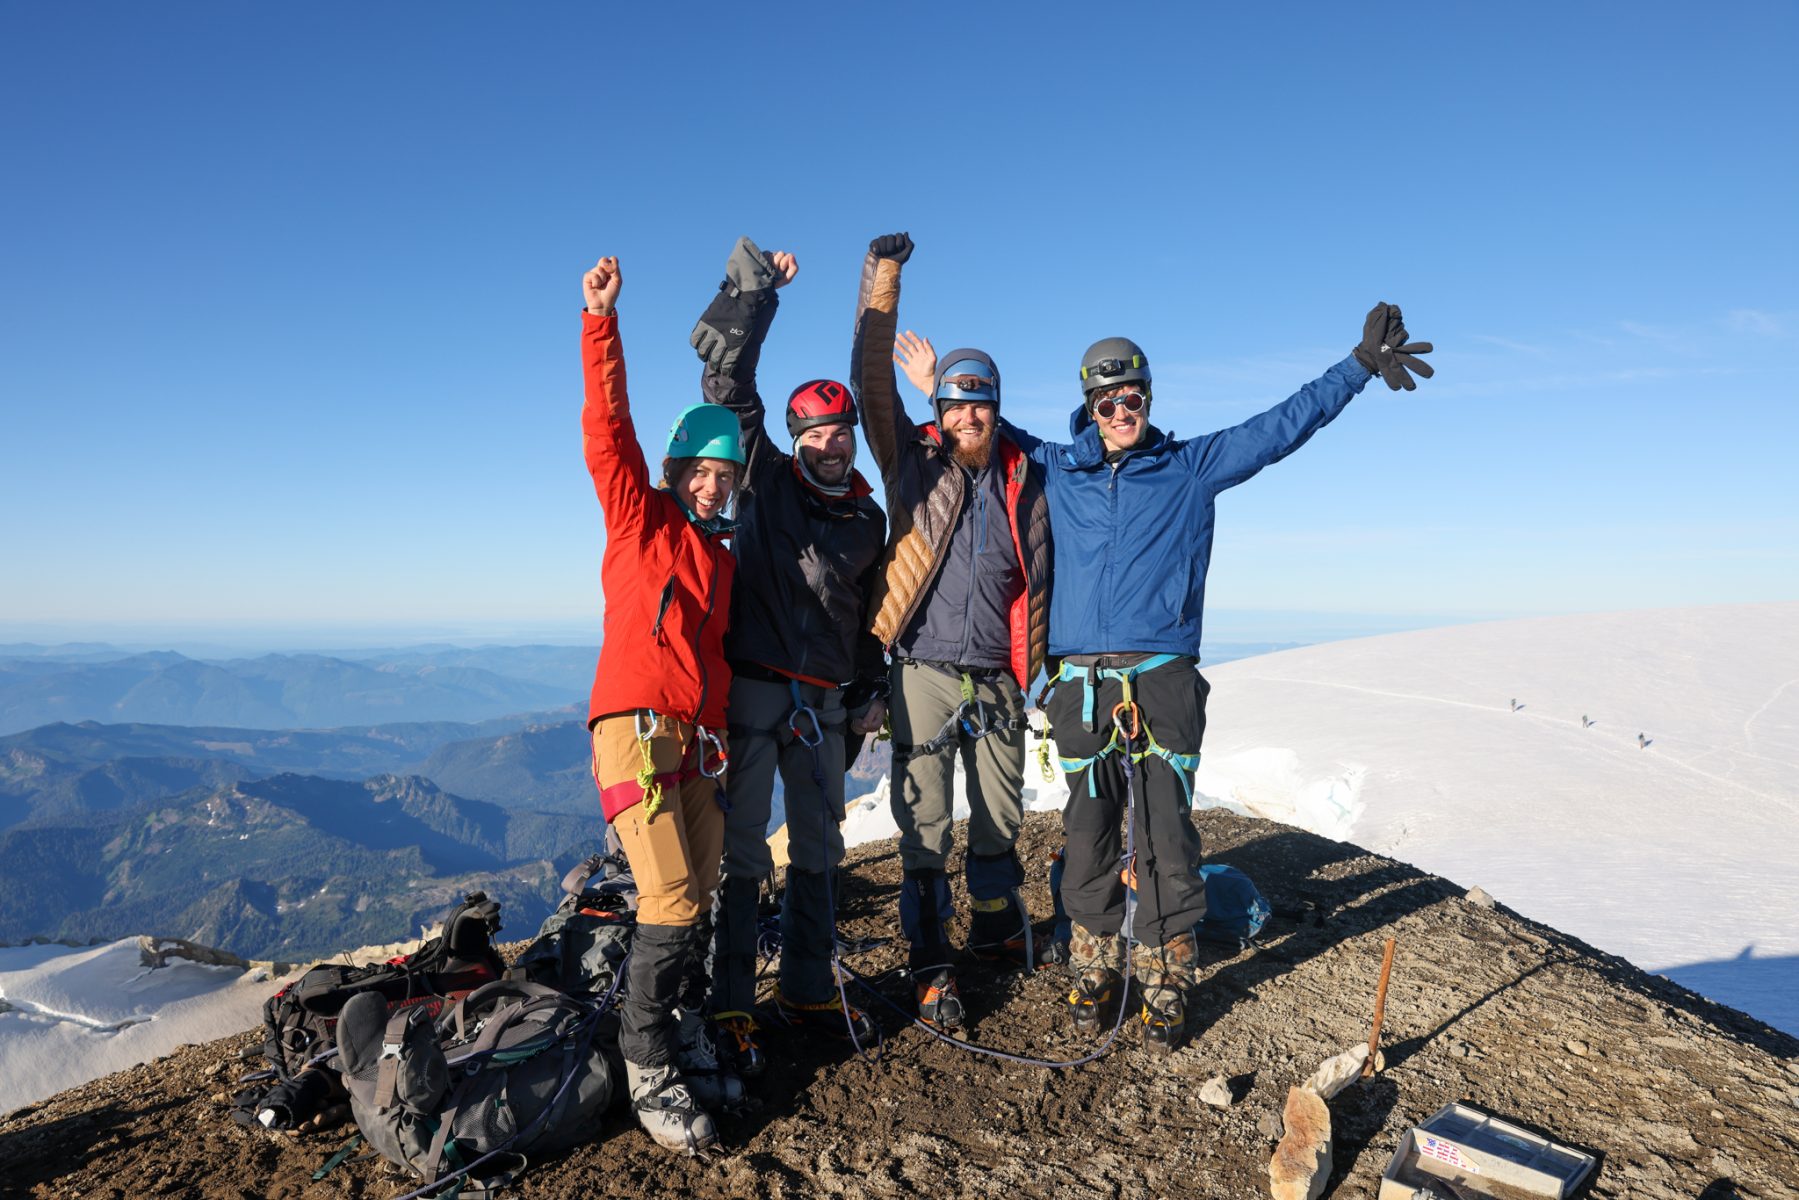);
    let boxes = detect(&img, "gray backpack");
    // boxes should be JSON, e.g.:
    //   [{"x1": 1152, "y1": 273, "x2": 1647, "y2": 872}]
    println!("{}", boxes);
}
[
  {"x1": 510, "y1": 844, "x2": 638, "y2": 999},
  {"x1": 336, "y1": 978, "x2": 618, "y2": 1194}
]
